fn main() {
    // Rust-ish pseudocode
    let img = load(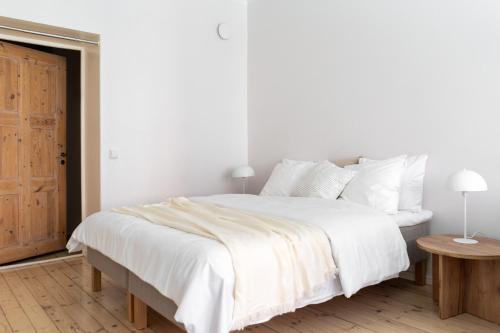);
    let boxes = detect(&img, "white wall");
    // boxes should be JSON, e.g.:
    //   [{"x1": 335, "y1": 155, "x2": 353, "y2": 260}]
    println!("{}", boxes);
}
[
  {"x1": 3, "y1": 0, "x2": 499, "y2": 240},
  {"x1": 248, "y1": 0, "x2": 500, "y2": 239},
  {"x1": 0, "y1": 0, "x2": 248, "y2": 209}
]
